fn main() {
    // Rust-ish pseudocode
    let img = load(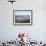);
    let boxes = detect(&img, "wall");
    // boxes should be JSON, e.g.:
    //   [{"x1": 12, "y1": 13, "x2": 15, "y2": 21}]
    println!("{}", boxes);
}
[{"x1": 0, "y1": 0, "x2": 46, "y2": 42}]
